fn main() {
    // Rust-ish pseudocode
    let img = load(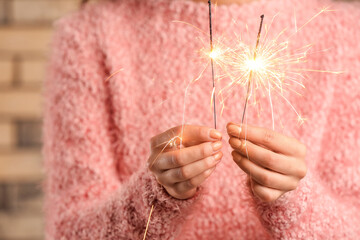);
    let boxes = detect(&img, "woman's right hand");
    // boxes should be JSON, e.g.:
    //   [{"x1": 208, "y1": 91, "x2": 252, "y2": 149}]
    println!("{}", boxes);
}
[{"x1": 147, "y1": 125, "x2": 223, "y2": 200}]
